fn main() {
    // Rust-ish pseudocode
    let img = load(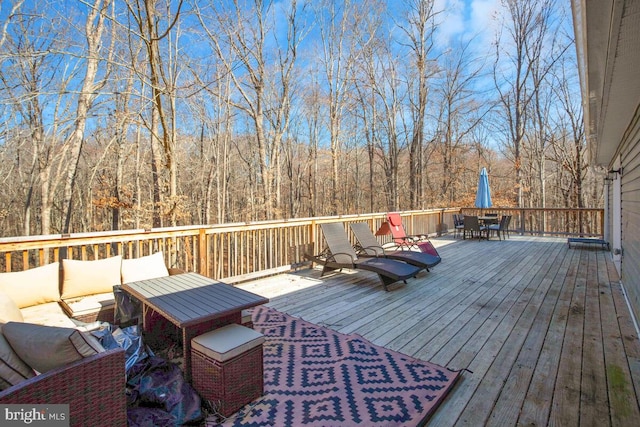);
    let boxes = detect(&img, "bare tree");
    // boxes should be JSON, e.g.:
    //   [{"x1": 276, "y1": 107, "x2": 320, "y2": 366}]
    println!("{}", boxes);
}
[
  {"x1": 0, "y1": 5, "x2": 64, "y2": 236},
  {"x1": 353, "y1": 44, "x2": 382, "y2": 213},
  {"x1": 60, "y1": 0, "x2": 113, "y2": 233},
  {"x1": 550, "y1": 60, "x2": 586, "y2": 210},
  {"x1": 0, "y1": 0, "x2": 588, "y2": 237},
  {"x1": 316, "y1": 0, "x2": 370, "y2": 214},
  {"x1": 196, "y1": 0, "x2": 304, "y2": 220},
  {"x1": 0, "y1": 1, "x2": 25, "y2": 50},
  {"x1": 434, "y1": 40, "x2": 487, "y2": 205},
  {"x1": 105, "y1": 27, "x2": 144, "y2": 231},
  {"x1": 299, "y1": 76, "x2": 323, "y2": 217},
  {"x1": 125, "y1": 0, "x2": 184, "y2": 227},
  {"x1": 494, "y1": 0, "x2": 554, "y2": 207},
  {"x1": 353, "y1": 31, "x2": 407, "y2": 210},
  {"x1": 185, "y1": 64, "x2": 234, "y2": 224},
  {"x1": 397, "y1": 0, "x2": 437, "y2": 209}
]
